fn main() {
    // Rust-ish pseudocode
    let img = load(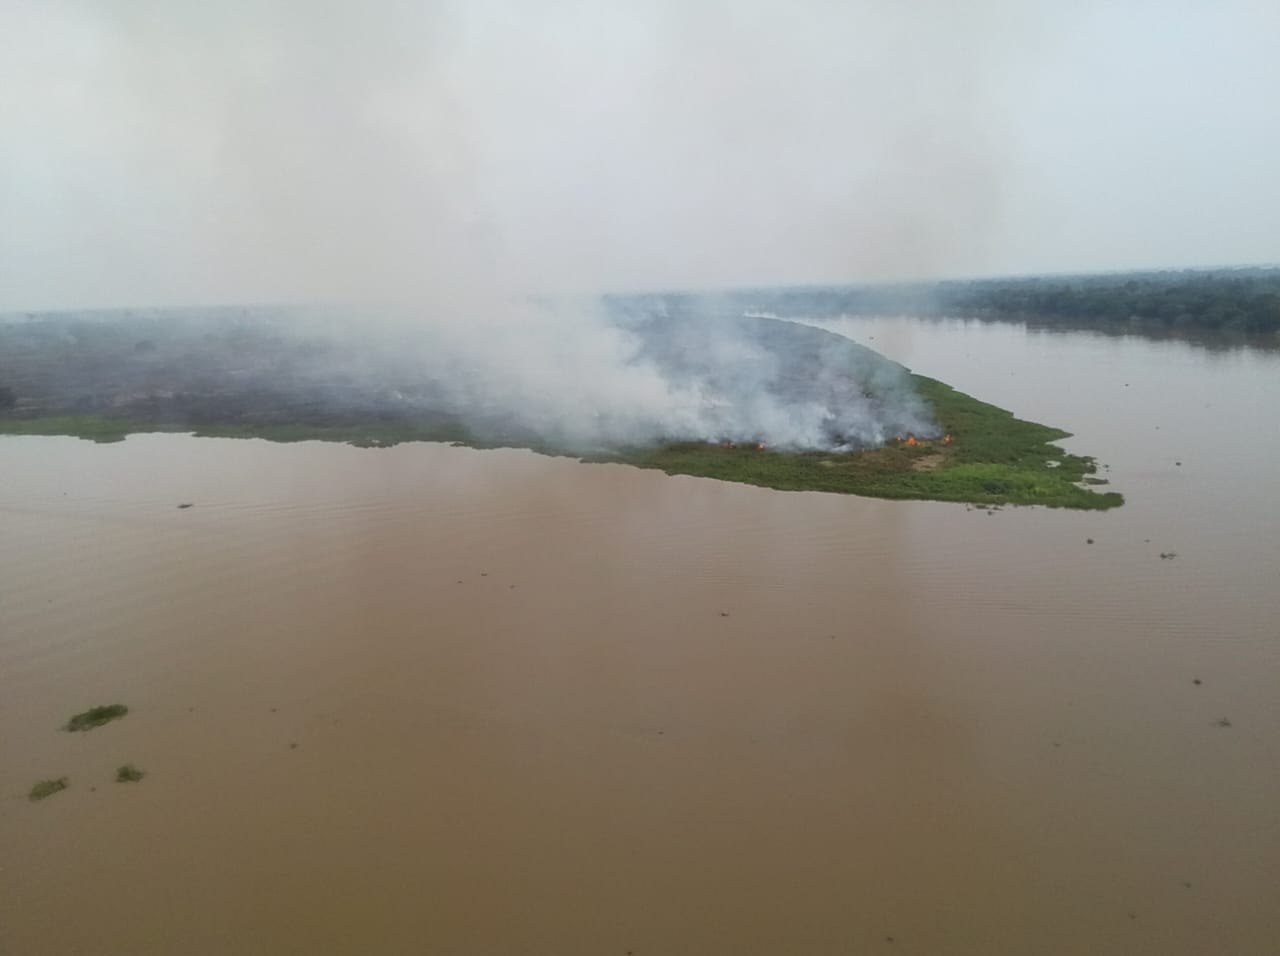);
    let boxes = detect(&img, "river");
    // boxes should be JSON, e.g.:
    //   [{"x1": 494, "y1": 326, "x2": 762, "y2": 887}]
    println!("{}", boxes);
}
[{"x1": 2, "y1": 318, "x2": 1278, "y2": 954}]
